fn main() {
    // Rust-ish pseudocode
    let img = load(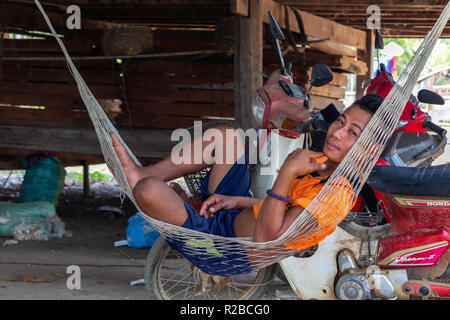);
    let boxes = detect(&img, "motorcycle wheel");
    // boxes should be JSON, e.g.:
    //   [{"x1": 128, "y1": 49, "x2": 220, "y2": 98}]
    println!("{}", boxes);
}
[{"x1": 144, "y1": 236, "x2": 277, "y2": 300}]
